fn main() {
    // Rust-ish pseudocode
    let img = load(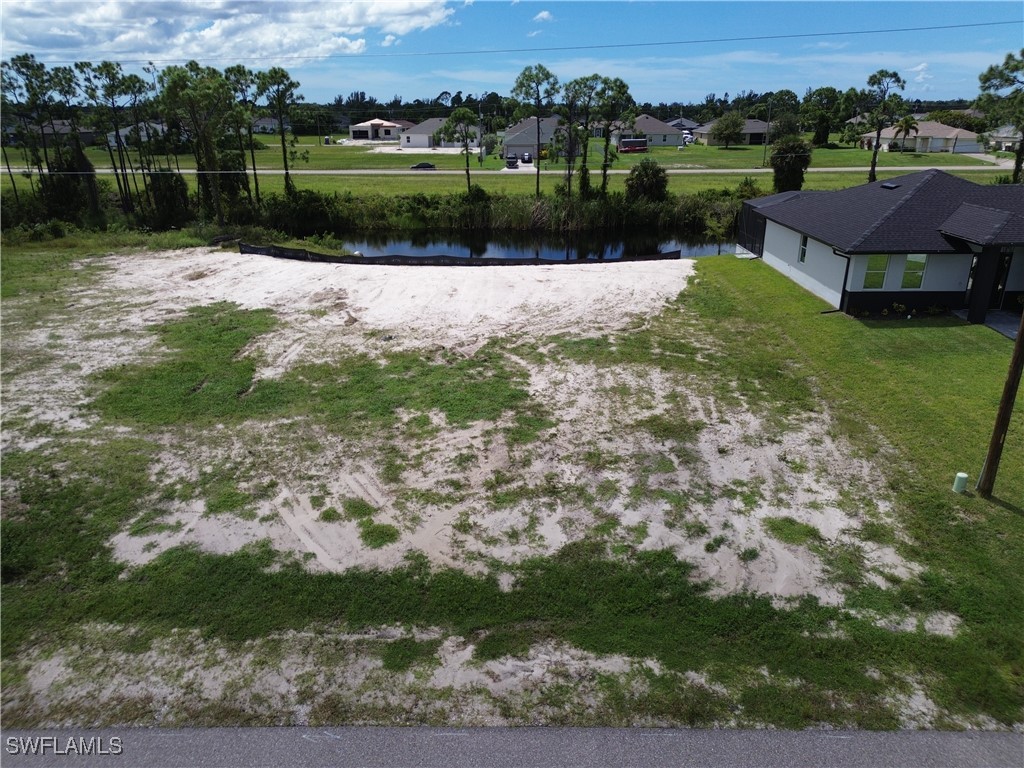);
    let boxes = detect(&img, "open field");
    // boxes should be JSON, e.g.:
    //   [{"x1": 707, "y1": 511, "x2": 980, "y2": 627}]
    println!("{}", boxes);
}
[
  {"x1": 3, "y1": 167, "x2": 1003, "y2": 201},
  {"x1": 1, "y1": 241, "x2": 1021, "y2": 729},
  {"x1": 74, "y1": 137, "x2": 996, "y2": 173}
]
